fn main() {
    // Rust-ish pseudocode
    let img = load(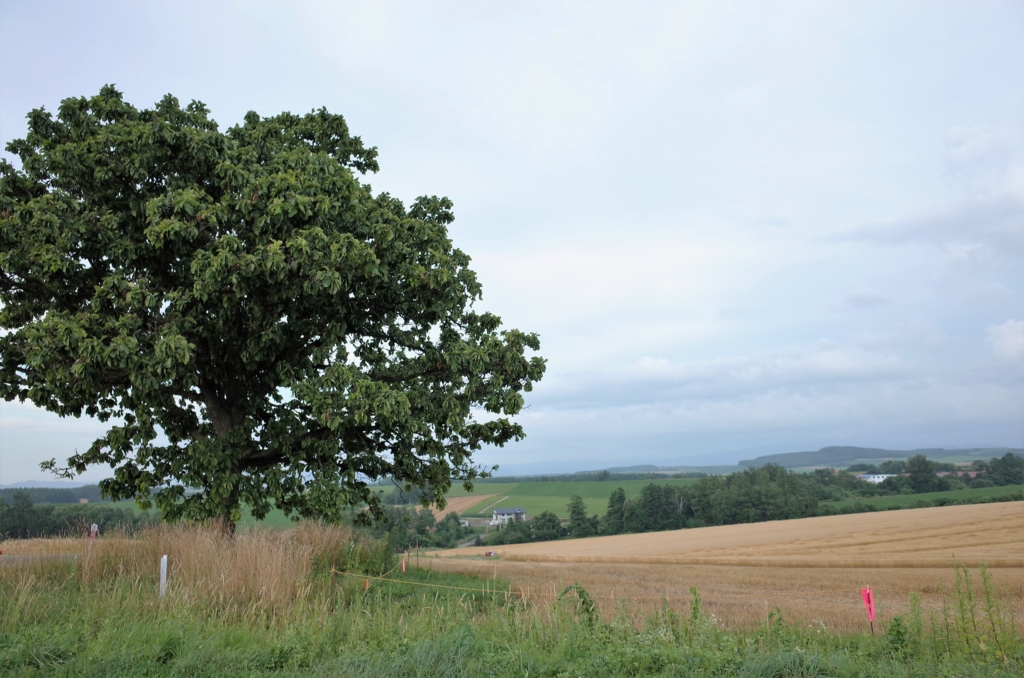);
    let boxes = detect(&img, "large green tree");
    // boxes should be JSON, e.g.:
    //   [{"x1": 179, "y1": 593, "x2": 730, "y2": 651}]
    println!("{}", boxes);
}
[
  {"x1": 566, "y1": 494, "x2": 596, "y2": 538},
  {"x1": 0, "y1": 87, "x2": 545, "y2": 527},
  {"x1": 906, "y1": 455, "x2": 949, "y2": 493}
]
